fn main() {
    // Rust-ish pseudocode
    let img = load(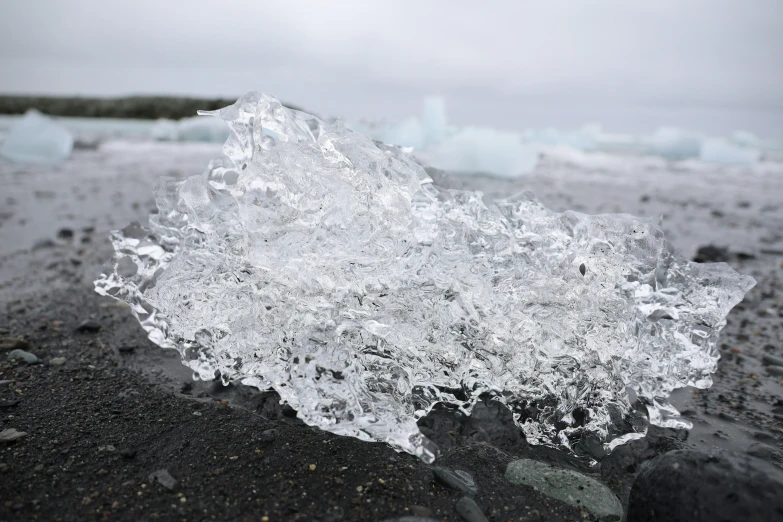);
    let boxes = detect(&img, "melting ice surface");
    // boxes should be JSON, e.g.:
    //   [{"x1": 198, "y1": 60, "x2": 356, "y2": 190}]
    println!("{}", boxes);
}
[{"x1": 95, "y1": 93, "x2": 755, "y2": 463}]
